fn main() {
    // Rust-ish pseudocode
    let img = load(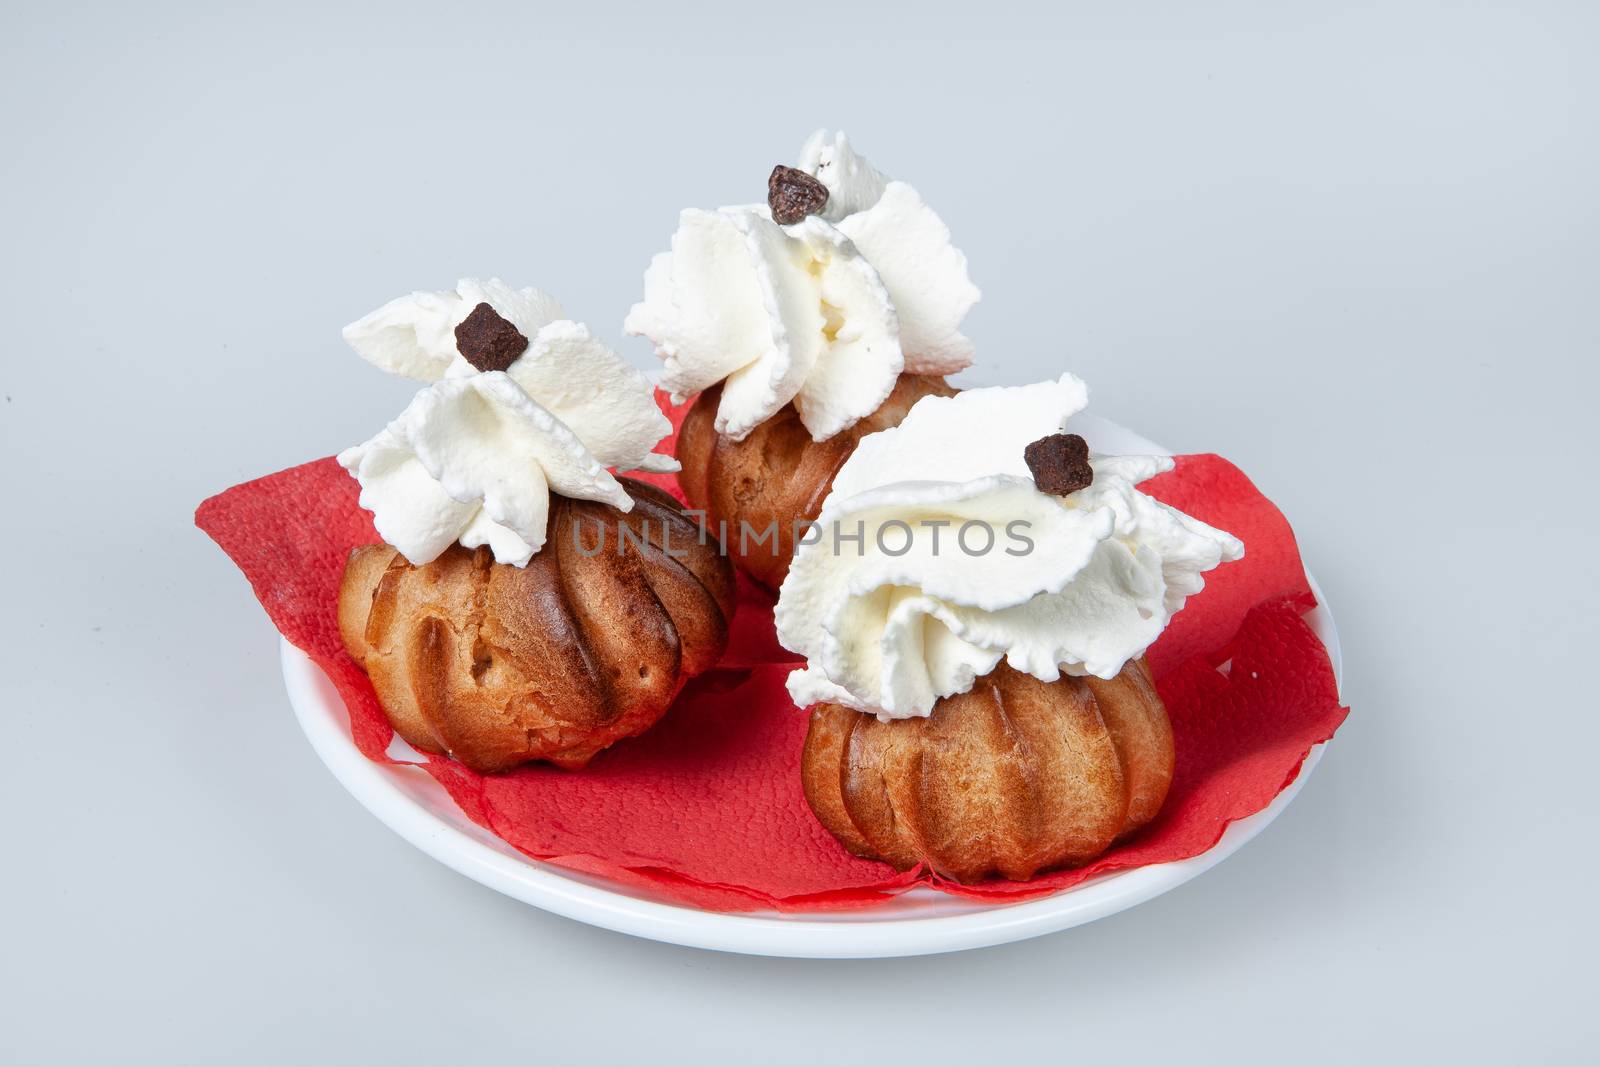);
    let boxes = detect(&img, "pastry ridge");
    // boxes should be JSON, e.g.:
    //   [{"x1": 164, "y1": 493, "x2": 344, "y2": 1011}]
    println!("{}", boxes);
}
[
  {"x1": 676, "y1": 373, "x2": 957, "y2": 588},
  {"x1": 800, "y1": 660, "x2": 1174, "y2": 883},
  {"x1": 339, "y1": 477, "x2": 735, "y2": 773}
]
